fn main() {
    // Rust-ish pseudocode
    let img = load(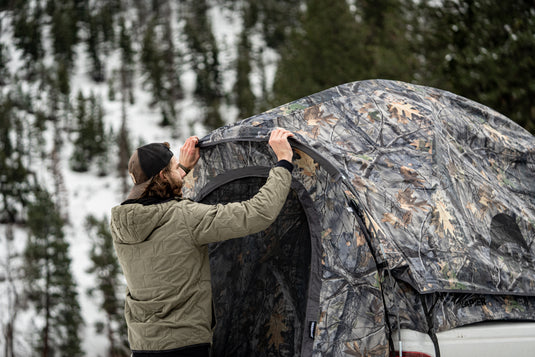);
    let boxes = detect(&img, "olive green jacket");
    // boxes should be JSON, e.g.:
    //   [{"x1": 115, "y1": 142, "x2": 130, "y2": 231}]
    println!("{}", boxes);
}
[{"x1": 110, "y1": 166, "x2": 292, "y2": 351}]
